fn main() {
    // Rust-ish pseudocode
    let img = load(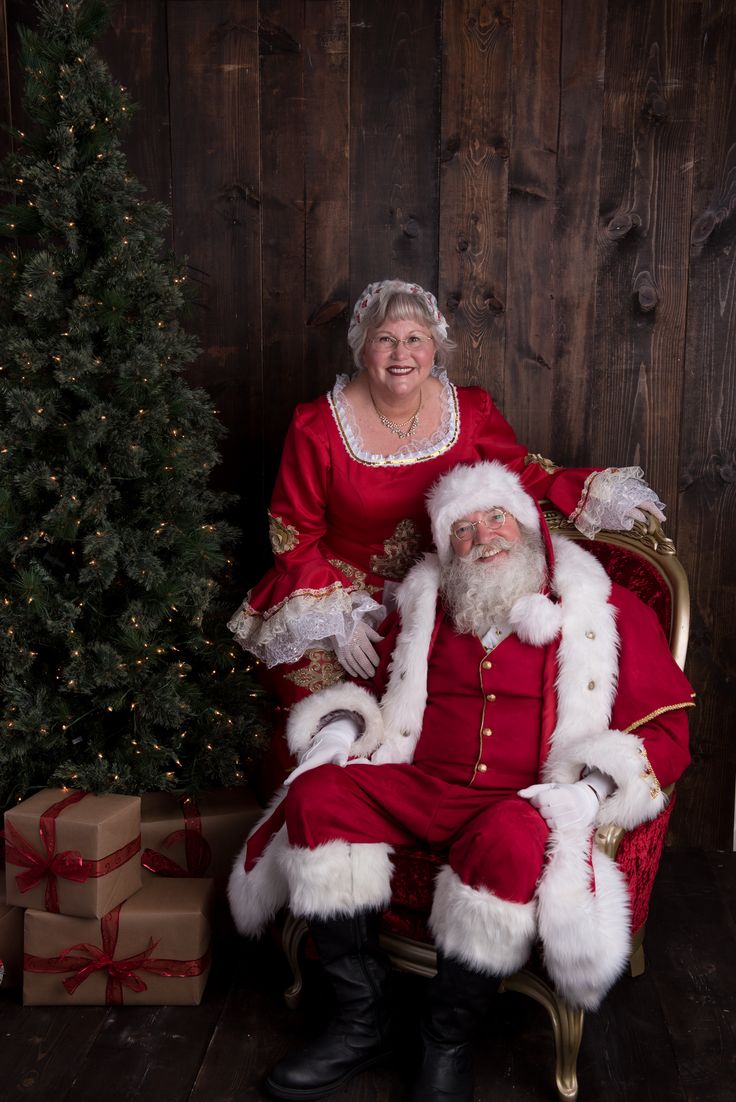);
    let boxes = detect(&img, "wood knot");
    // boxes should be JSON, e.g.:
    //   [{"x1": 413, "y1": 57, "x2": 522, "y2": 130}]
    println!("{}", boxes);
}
[
  {"x1": 441, "y1": 136, "x2": 461, "y2": 163},
  {"x1": 606, "y1": 212, "x2": 641, "y2": 240},
  {"x1": 691, "y1": 211, "x2": 715, "y2": 246},
  {"x1": 307, "y1": 300, "x2": 347, "y2": 327},
  {"x1": 633, "y1": 271, "x2": 658, "y2": 312}
]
